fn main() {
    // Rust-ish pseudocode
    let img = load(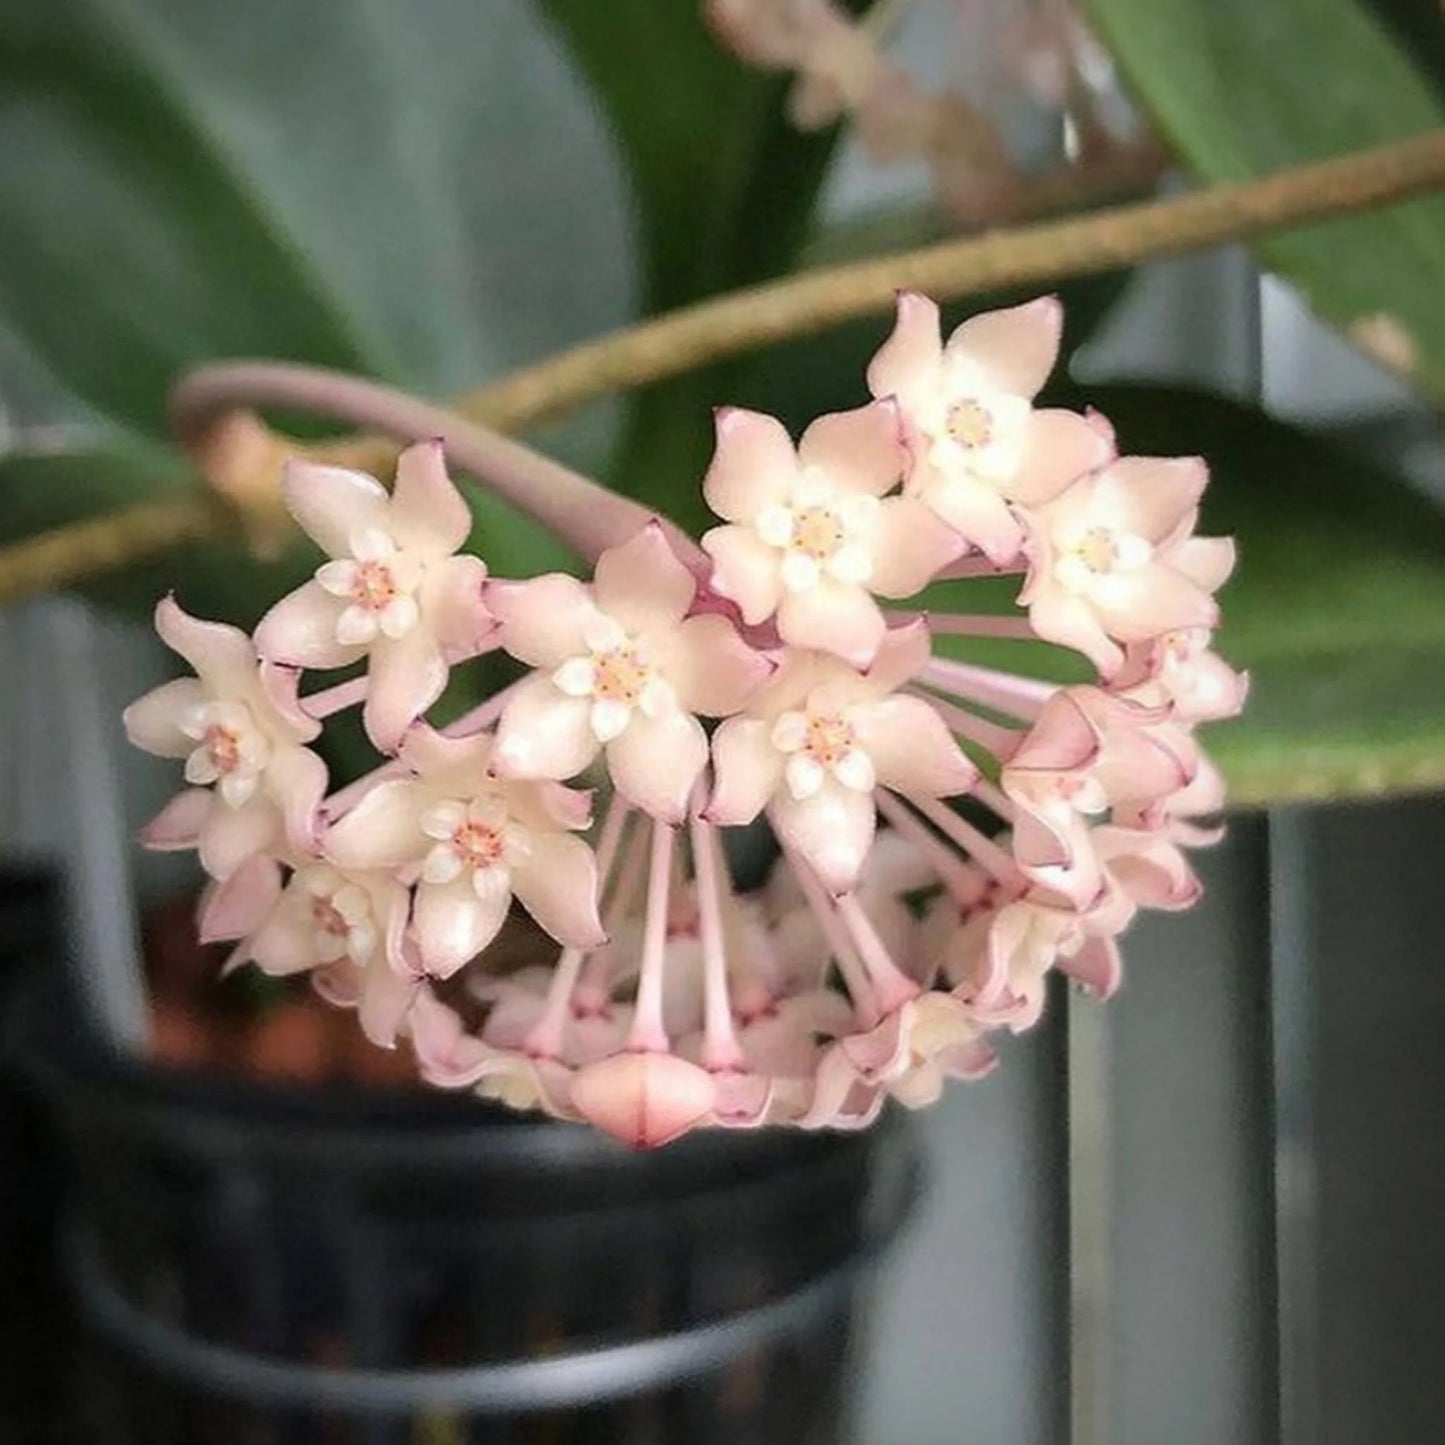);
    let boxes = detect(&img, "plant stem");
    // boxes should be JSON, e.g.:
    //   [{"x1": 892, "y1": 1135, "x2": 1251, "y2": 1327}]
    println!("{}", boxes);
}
[{"x1": 0, "y1": 130, "x2": 1441, "y2": 602}]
